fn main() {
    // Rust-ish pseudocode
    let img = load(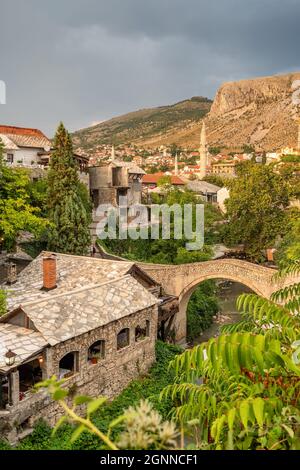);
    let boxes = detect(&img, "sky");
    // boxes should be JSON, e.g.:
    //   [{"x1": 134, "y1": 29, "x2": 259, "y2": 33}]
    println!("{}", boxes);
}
[{"x1": 0, "y1": 0, "x2": 300, "y2": 137}]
